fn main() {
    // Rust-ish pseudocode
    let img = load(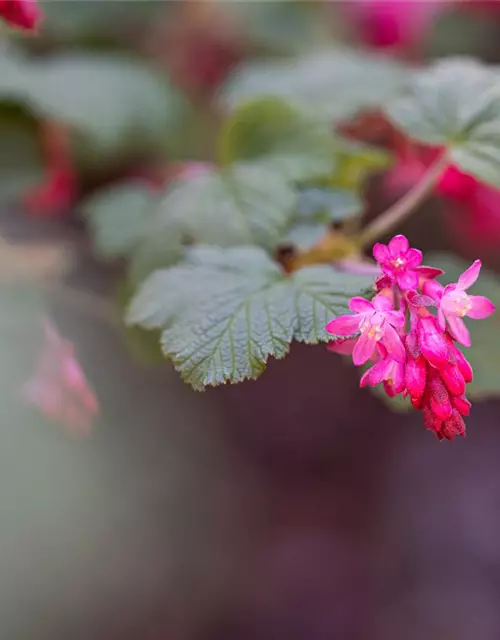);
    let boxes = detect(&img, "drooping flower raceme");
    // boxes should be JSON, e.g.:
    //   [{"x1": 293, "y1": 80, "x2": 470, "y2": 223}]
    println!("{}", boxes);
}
[{"x1": 326, "y1": 235, "x2": 495, "y2": 440}]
